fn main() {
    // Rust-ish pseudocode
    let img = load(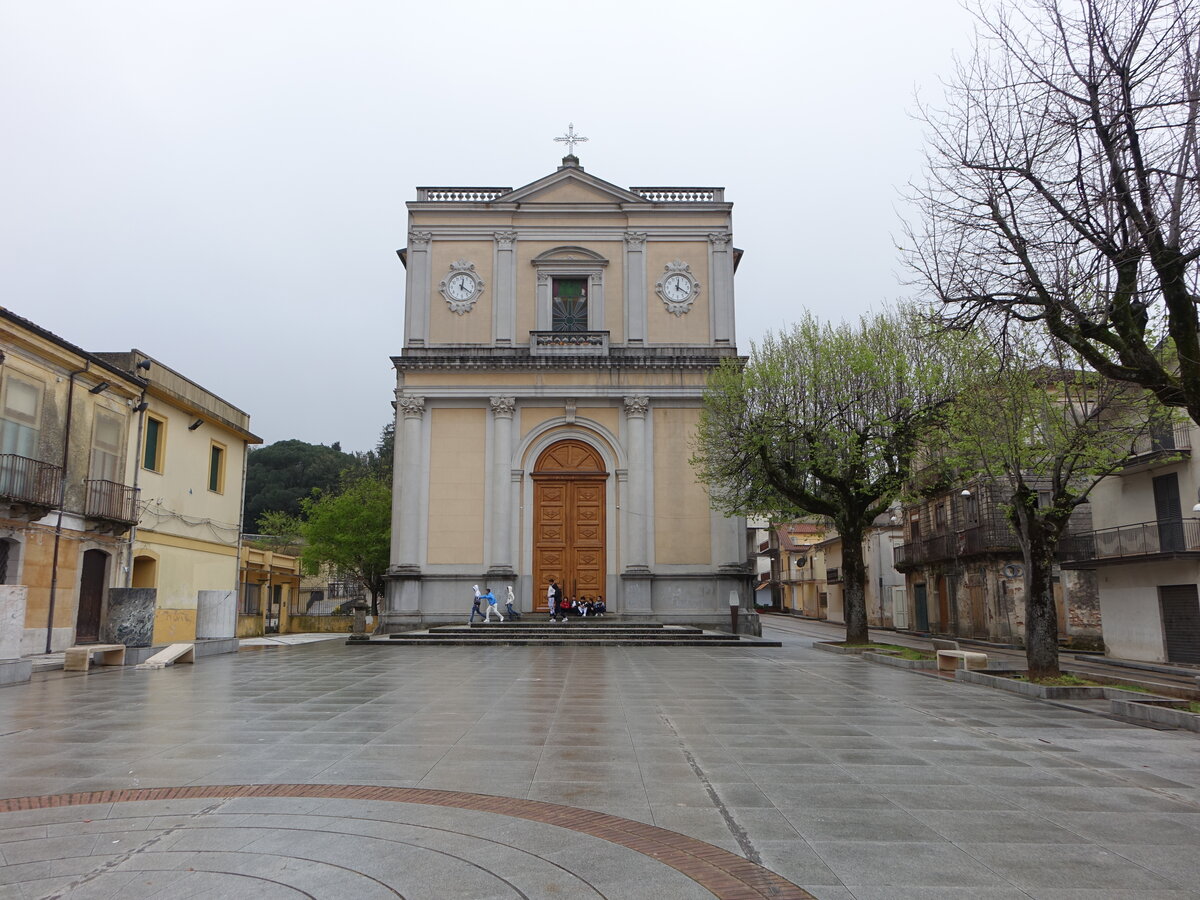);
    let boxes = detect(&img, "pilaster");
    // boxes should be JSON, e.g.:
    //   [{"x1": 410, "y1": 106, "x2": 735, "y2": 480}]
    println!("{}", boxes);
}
[
  {"x1": 708, "y1": 231, "x2": 734, "y2": 345},
  {"x1": 406, "y1": 231, "x2": 432, "y2": 347},
  {"x1": 494, "y1": 232, "x2": 516, "y2": 345},
  {"x1": 488, "y1": 396, "x2": 516, "y2": 575},
  {"x1": 623, "y1": 395, "x2": 651, "y2": 574},
  {"x1": 624, "y1": 232, "x2": 647, "y2": 345}
]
